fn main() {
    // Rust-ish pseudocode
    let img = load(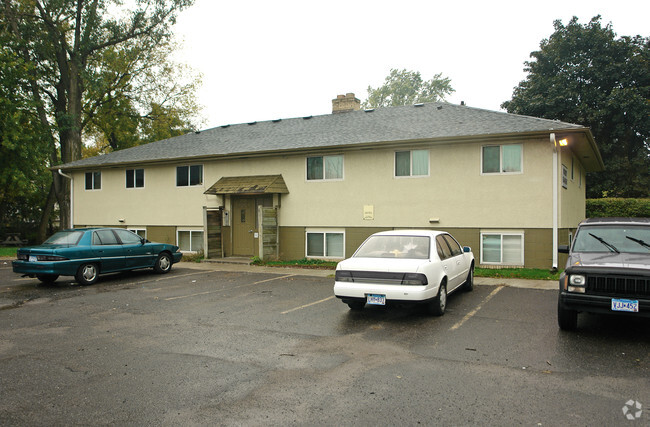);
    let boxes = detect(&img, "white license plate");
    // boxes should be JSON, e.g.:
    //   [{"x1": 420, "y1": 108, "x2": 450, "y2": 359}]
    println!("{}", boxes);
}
[
  {"x1": 367, "y1": 294, "x2": 386, "y2": 305},
  {"x1": 611, "y1": 298, "x2": 639, "y2": 313},
  {"x1": 28, "y1": 255, "x2": 37, "y2": 262}
]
